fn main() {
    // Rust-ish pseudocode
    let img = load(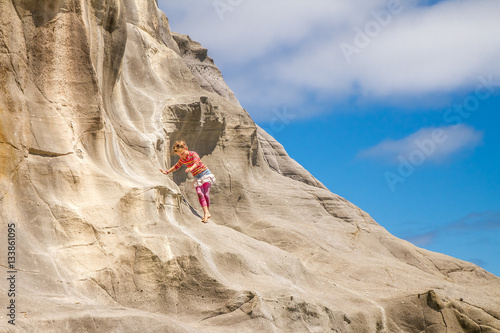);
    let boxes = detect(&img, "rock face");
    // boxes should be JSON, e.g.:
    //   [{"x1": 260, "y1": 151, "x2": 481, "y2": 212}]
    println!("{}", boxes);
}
[{"x1": 0, "y1": 1, "x2": 499, "y2": 332}]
